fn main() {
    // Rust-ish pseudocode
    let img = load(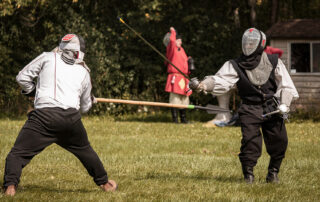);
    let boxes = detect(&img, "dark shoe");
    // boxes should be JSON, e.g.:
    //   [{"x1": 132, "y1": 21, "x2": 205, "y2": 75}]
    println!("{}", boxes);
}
[
  {"x1": 179, "y1": 109, "x2": 188, "y2": 124},
  {"x1": 4, "y1": 185, "x2": 16, "y2": 196},
  {"x1": 244, "y1": 174, "x2": 254, "y2": 184},
  {"x1": 242, "y1": 166, "x2": 254, "y2": 184},
  {"x1": 266, "y1": 169, "x2": 279, "y2": 183},
  {"x1": 100, "y1": 180, "x2": 117, "y2": 192},
  {"x1": 171, "y1": 109, "x2": 178, "y2": 123}
]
